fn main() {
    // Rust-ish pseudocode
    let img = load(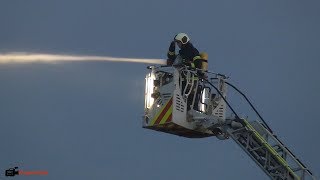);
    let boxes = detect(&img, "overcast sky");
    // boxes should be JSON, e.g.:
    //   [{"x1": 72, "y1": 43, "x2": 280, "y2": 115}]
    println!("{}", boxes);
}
[{"x1": 0, "y1": 1, "x2": 319, "y2": 179}]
